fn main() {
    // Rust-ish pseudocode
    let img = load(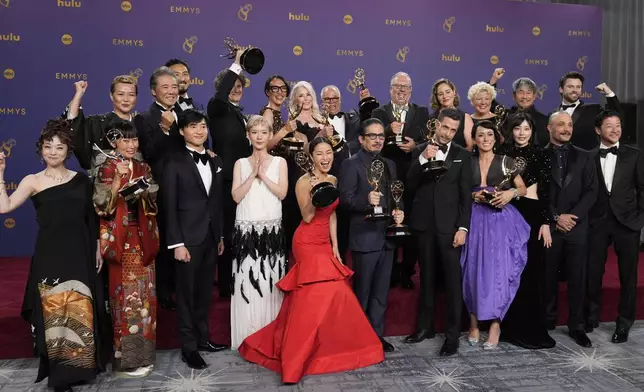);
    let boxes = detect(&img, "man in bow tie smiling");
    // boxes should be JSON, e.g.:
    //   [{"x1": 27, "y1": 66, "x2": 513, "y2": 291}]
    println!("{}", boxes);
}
[
  {"x1": 556, "y1": 72, "x2": 620, "y2": 151},
  {"x1": 163, "y1": 109, "x2": 228, "y2": 369},
  {"x1": 585, "y1": 110, "x2": 644, "y2": 343},
  {"x1": 165, "y1": 58, "x2": 204, "y2": 112}
]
